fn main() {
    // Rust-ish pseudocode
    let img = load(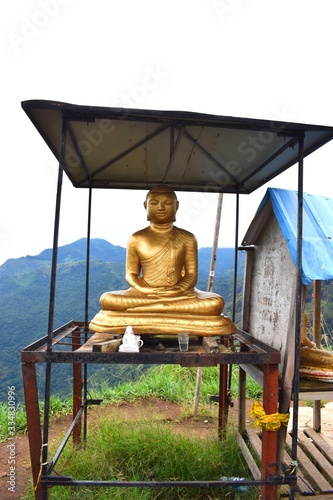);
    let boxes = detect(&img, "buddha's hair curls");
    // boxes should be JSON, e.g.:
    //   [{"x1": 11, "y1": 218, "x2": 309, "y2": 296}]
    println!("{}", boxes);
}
[{"x1": 145, "y1": 184, "x2": 177, "y2": 201}]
